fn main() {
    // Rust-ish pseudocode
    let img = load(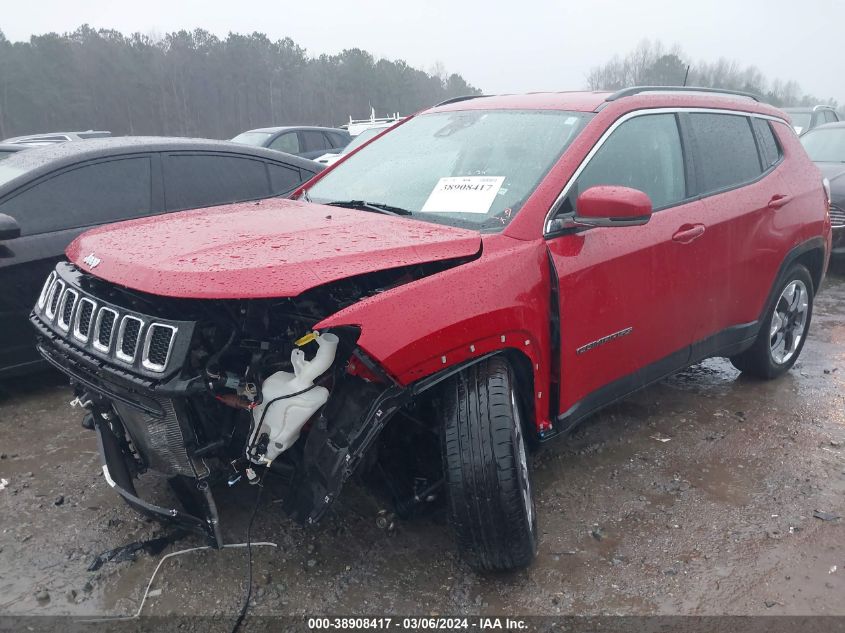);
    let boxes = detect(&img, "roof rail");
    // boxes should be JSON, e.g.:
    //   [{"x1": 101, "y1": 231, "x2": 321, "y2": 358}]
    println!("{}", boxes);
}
[
  {"x1": 605, "y1": 86, "x2": 760, "y2": 102},
  {"x1": 434, "y1": 95, "x2": 486, "y2": 107},
  {"x1": 812, "y1": 104, "x2": 836, "y2": 111}
]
